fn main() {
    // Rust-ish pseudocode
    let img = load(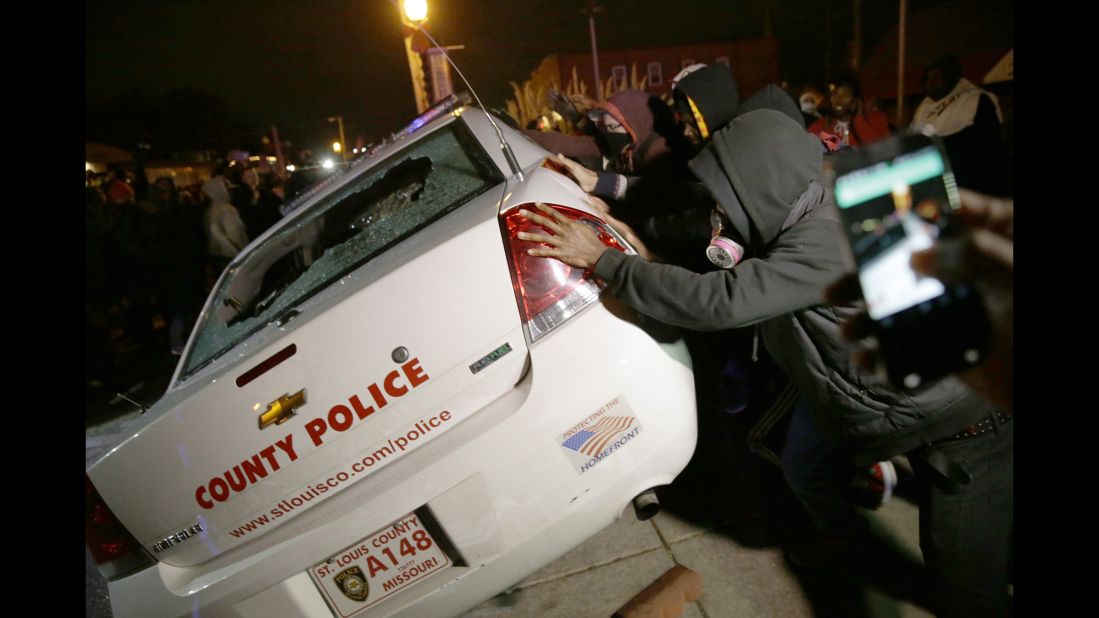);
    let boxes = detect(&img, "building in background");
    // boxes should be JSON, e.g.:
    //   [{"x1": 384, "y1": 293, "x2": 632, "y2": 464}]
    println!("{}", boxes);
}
[
  {"x1": 856, "y1": 0, "x2": 1012, "y2": 128},
  {"x1": 508, "y1": 39, "x2": 780, "y2": 130},
  {"x1": 562, "y1": 39, "x2": 779, "y2": 100}
]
